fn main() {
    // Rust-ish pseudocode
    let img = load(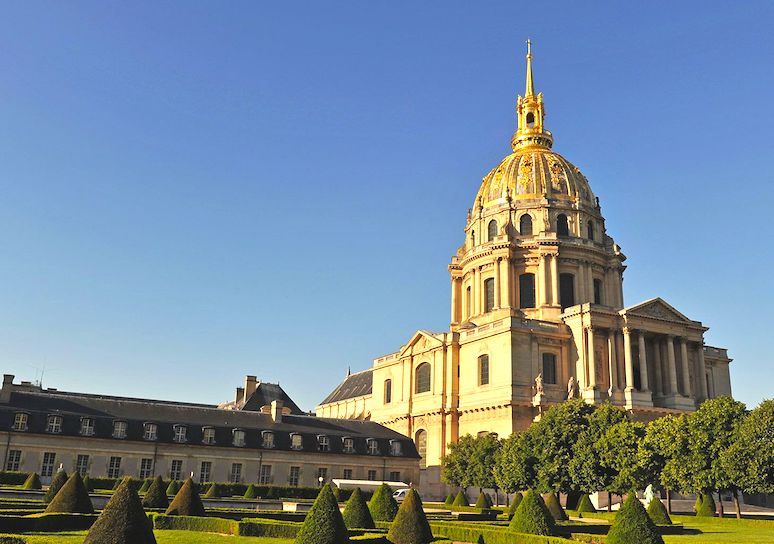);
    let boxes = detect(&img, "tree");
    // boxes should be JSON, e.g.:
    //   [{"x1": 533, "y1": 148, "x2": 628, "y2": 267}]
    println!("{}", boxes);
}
[
  {"x1": 596, "y1": 419, "x2": 647, "y2": 496},
  {"x1": 606, "y1": 493, "x2": 663, "y2": 544},
  {"x1": 441, "y1": 435, "x2": 477, "y2": 489},
  {"x1": 45, "y1": 472, "x2": 94, "y2": 514},
  {"x1": 165, "y1": 478, "x2": 206, "y2": 516},
  {"x1": 342, "y1": 488, "x2": 375, "y2": 529},
  {"x1": 508, "y1": 489, "x2": 556, "y2": 536},
  {"x1": 470, "y1": 433, "x2": 501, "y2": 500},
  {"x1": 368, "y1": 483, "x2": 398, "y2": 522},
  {"x1": 295, "y1": 484, "x2": 349, "y2": 544},
  {"x1": 43, "y1": 470, "x2": 68, "y2": 503},
  {"x1": 83, "y1": 478, "x2": 156, "y2": 544},
  {"x1": 494, "y1": 432, "x2": 536, "y2": 493},
  {"x1": 387, "y1": 489, "x2": 433, "y2": 544},
  {"x1": 142, "y1": 476, "x2": 169, "y2": 509},
  {"x1": 638, "y1": 414, "x2": 690, "y2": 513}
]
